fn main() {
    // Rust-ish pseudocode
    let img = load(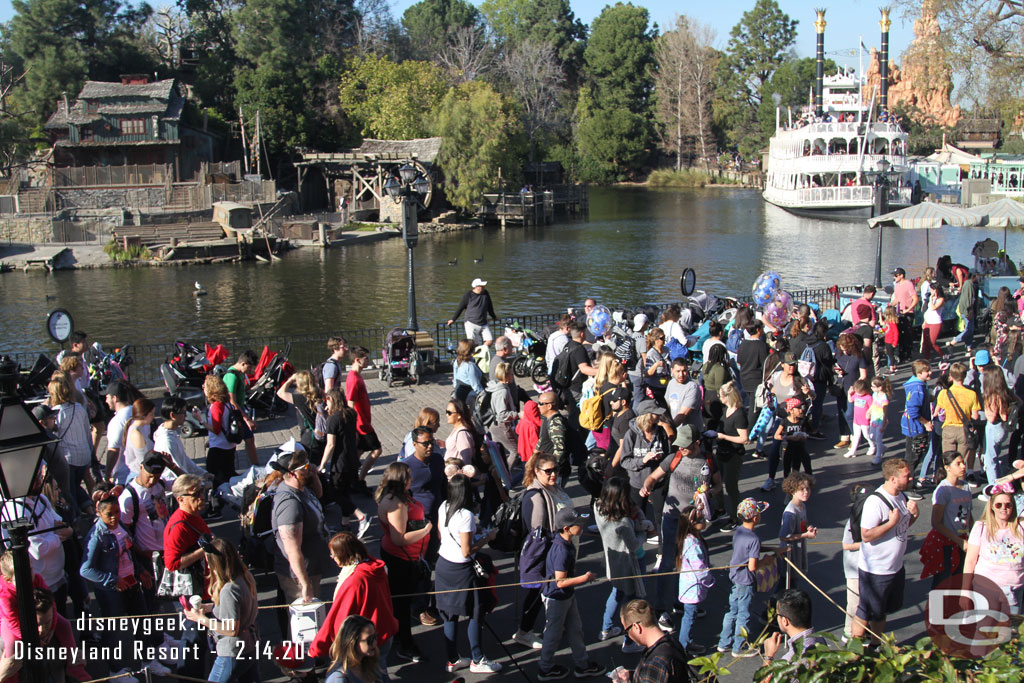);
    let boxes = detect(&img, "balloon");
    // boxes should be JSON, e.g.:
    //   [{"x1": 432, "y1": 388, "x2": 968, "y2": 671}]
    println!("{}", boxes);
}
[
  {"x1": 752, "y1": 271, "x2": 782, "y2": 306},
  {"x1": 587, "y1": 304, "x2": 613, "y2": 338},
  {"x1": 763, "y1": 290, "x2": 792, "y2": 328}
]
